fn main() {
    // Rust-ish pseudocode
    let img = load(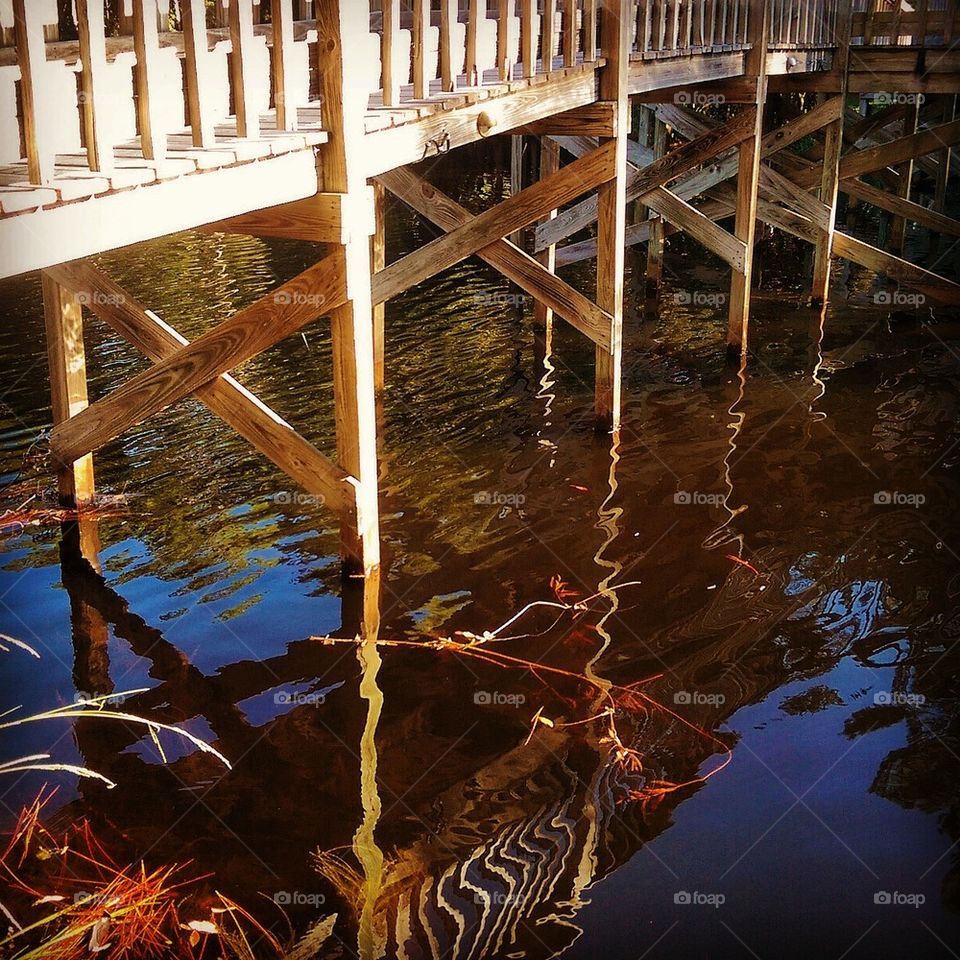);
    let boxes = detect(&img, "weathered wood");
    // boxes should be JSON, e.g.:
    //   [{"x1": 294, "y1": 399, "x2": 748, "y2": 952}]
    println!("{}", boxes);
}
[
  {"x1": 536, "y1": 105, "x2": 759, "y2": 251},
  {"x1": 375, "y1": 142, "x2": 616, "y2": 306},
  {"x1": 204, "y1": 192, "x2": 375, "y2": 244},
  {"x1": 563, "y1": 0, "x2": 577, "y2": 66},
  {"x1": 440, "y1": 0, "x2": 458, "y2": 91},
  {"x1": 47, "y1": 261, "x2": 357, "y2": 520},
  {"x1": 181, "y1": 0, "x2": 215, "y2": 147},
  {"x1": 228, "y1": 0, "x2": 260, "y2": 139},
  {"x1": 542, "y1": 0, "x2": 557, "y2": 71},
  {"x1": 375, "y1": 165, "x2": 613, "y2": 349},
  {"x1": 76, "y1": 0, "x2": 114, "y2": 172},
  {"x1": 12, "y1": 0, "x2": 54, "y2": 184},
  {"x1": 132, "y1": 0, "x2": 166, "y2": 160},
  {"x1": 889, "y1": 100, "x2": 920, "y2": 256},
  {"x1": 533, "y1": 137, "x2": 560, "y2": 335},
  {"x1": 832, "y1": 232, "x2": 960, "y2": 306},
  {"x1": 594, "y1": 0, "x2": 629, "y2": 430},
  {"x1": 271, "y1": 0, "x2": 297, "y2": 128},
  {"x1": 466, "y1": 0, "x2": 482, "y2": 84},
  {"x1": 49, "y1": 250, "x2": 349, "y2": 469},
  {"x1": 522, "y1": 0, "x2": 537, "y2": 78},
  {"x1": 646, "y1": 115, "x2": 667, "y2": 293},
  {"x1": 837, "y1": 119, "x2": 960, "y2": 182},
  {"x1": 842, "y1": 177, "x2": 960, "y2": 240},
  {"x1": 726, "y1": 0, "x2": 768, "y2": 355},
  {"x1": 515, "y1": 102, "x2": 618, "y2": 138},
  {"x1": 645, "y1": 186, "x2": 747, "y2": 271},
  {"x1": 372, "y1": 181, "x2": 386, "y2": 394},
  {"x1": 41, "y1": 272, "x2": 95, "y2": 506},
  {"x1": 498, "y1": 0, "x2": 511, "y2": 80},
  {"x1": 317, "y1": 0, "x2": 380, "y2": 575},
  {"x1": 412, "y1": 0, "x2": 430, "y2": 99}
]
